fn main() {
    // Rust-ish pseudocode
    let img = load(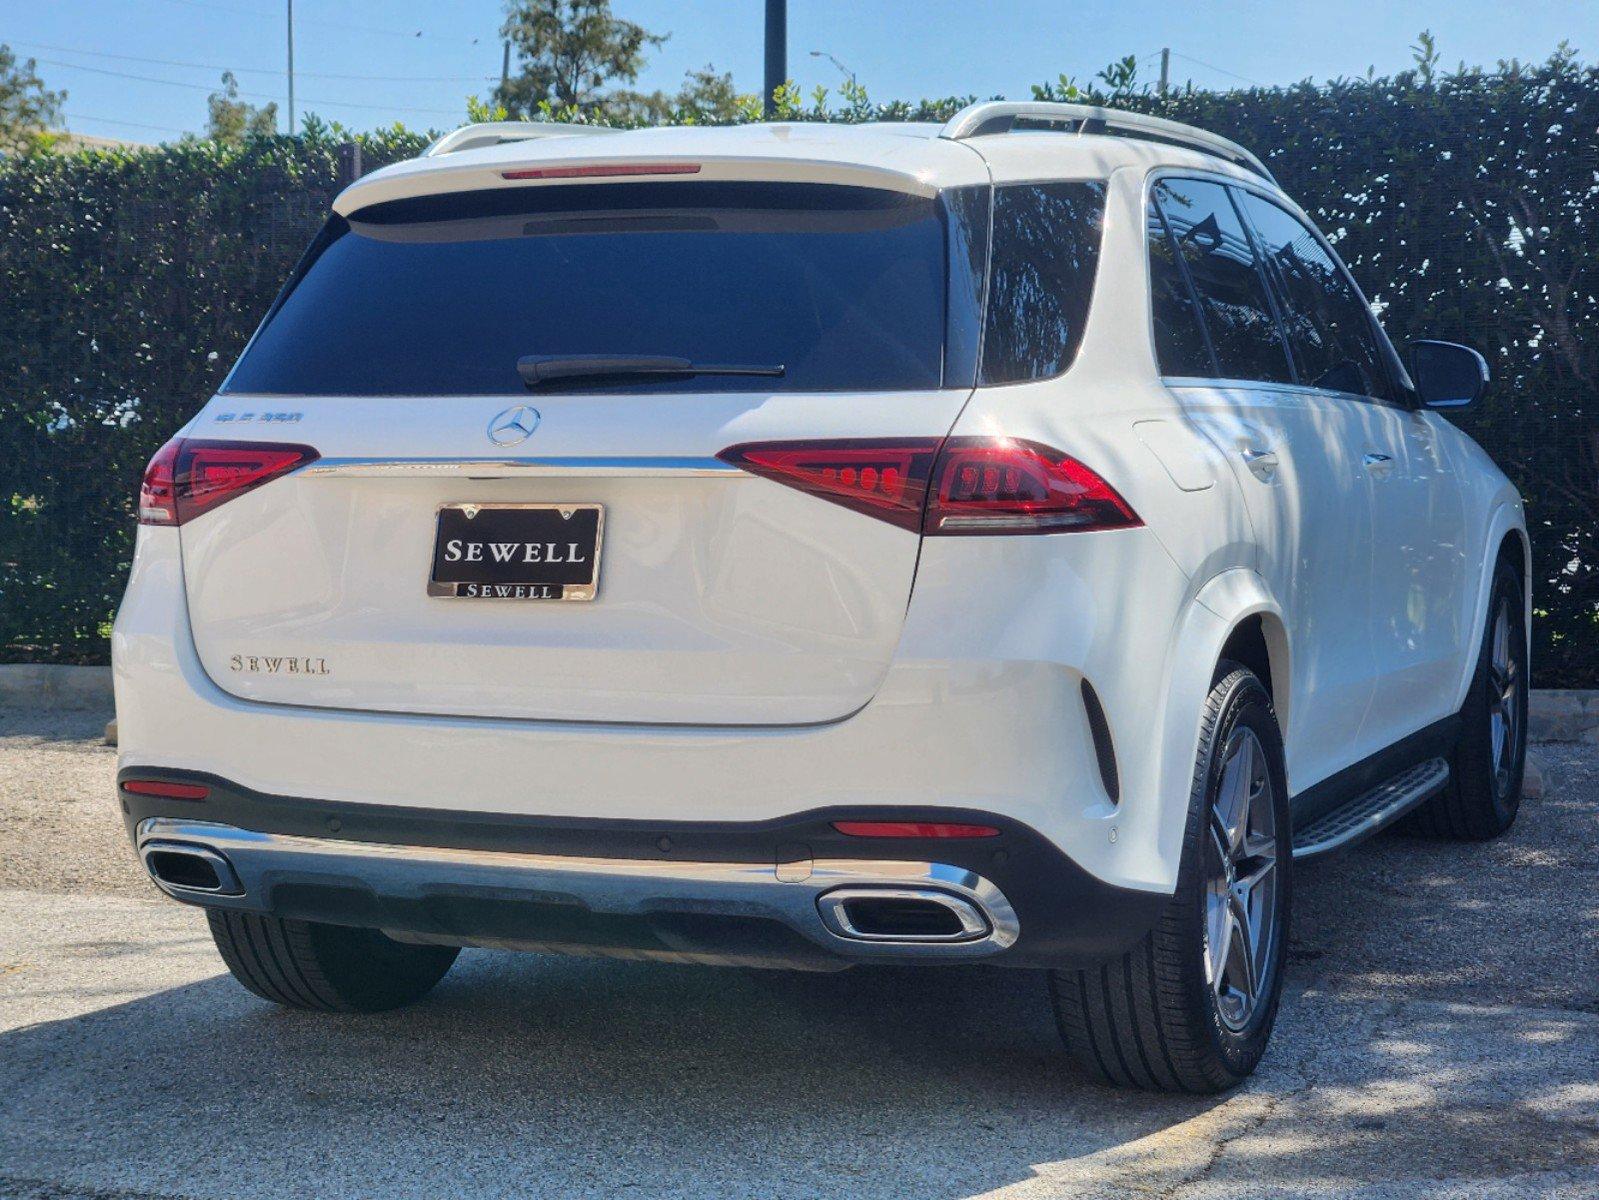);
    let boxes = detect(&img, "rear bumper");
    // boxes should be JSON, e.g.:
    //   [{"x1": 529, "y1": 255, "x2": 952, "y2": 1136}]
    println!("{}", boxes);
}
[
  {"x1": 121, "y1": 770, "x2": 1168, "y2": 970},
  {"x1": 113, "y1": 523, "x2": 1199, "y2": 896}
]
